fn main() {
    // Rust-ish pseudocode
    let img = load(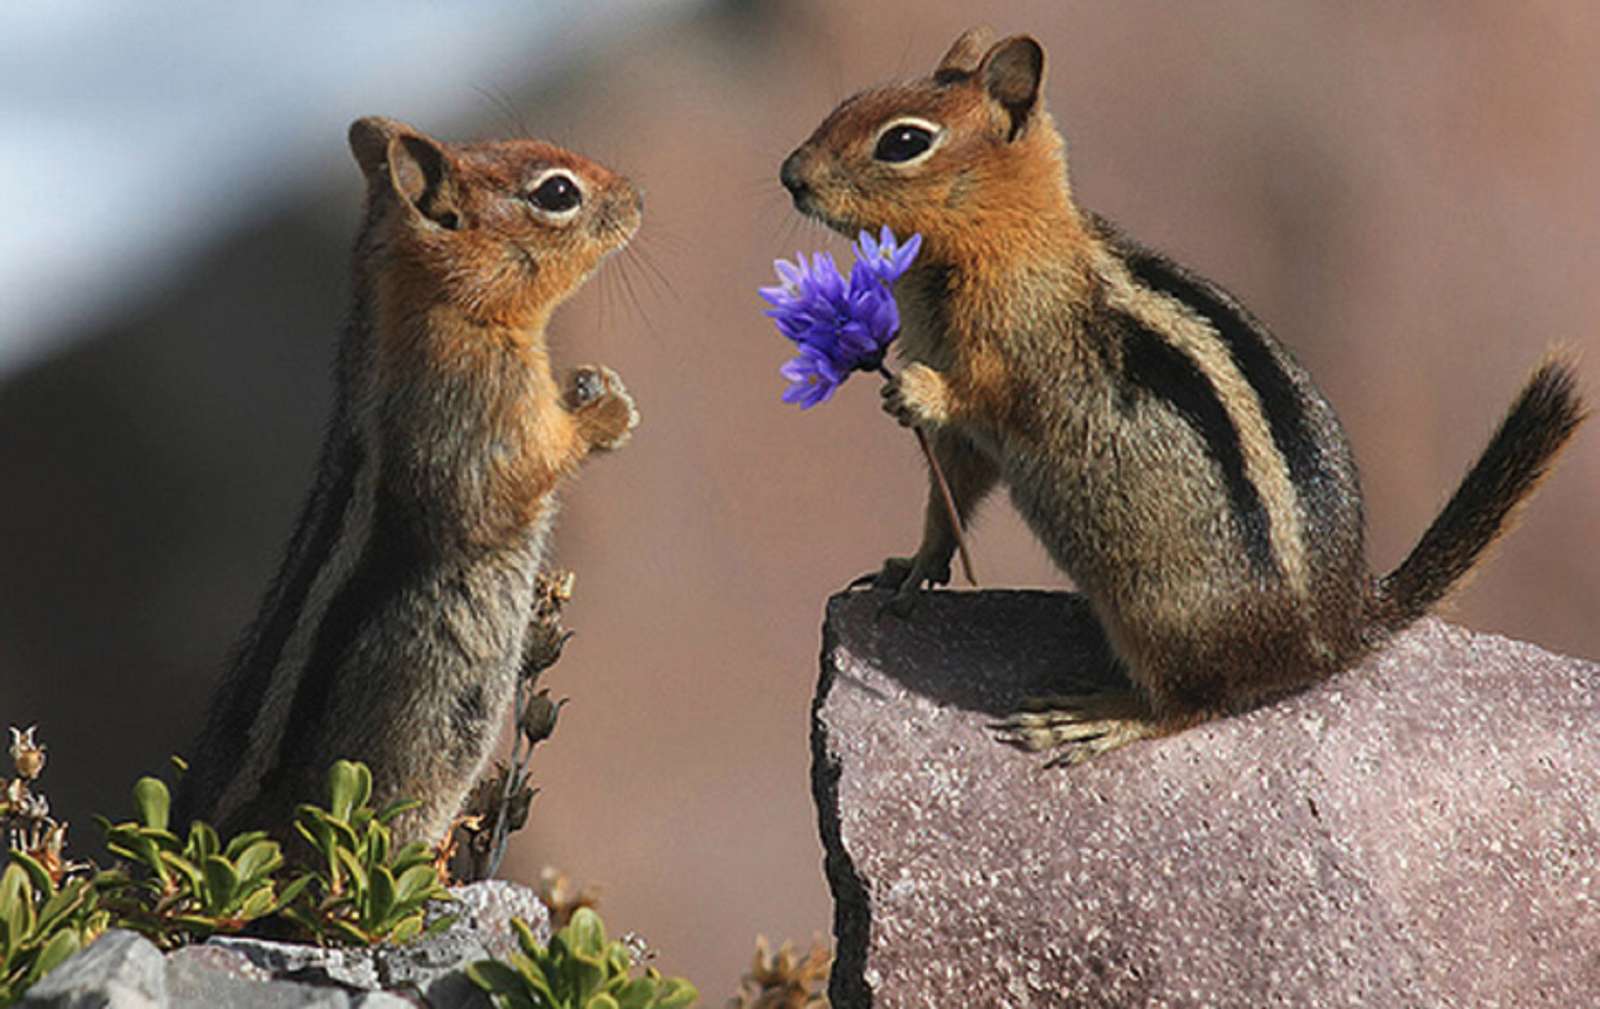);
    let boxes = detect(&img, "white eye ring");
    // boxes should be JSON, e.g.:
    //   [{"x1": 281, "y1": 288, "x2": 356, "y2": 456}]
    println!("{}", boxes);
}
[
  {"x1": 523, "y1": 168, "x2": 587, "y2": 223},
  {"x1": 872, "y1": 116, "x2": 944, "y2": 167}
]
